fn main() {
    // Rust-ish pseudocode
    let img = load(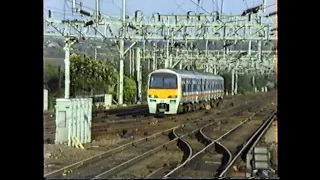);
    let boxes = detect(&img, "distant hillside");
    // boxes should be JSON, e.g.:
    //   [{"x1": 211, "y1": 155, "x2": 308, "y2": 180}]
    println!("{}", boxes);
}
[{"x1": 44, "y1": 58, "x2": 64, "y2": 67}]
